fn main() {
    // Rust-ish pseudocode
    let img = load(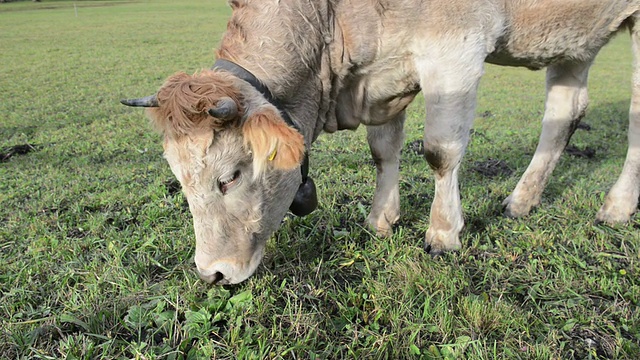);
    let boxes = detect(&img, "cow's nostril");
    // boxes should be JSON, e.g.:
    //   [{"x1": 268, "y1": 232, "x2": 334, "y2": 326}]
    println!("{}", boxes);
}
[
  {"x1": 198, "y1": 269, "x2": 228, "y2": 284},
  {"x1": 212, "y1": 271, "x2": 224, "y2": 284}
]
